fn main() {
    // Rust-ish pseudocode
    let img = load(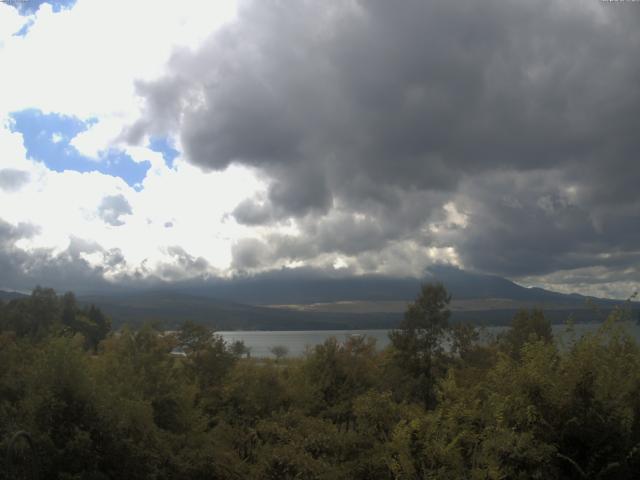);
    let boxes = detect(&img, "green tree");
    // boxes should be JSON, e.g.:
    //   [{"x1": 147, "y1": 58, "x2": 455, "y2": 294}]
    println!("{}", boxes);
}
[
  {"x1": 28, "y1": 286, "x2": 60, "y2": 334},
  {"x1": 231, "y1": 339, "x2": 251, "y2": 358},
  {"x1": 270, "y1": 345, "x2": 289, "y2": 362},
  {"x1": 300, "y1": 336, "x2": 379, "y2": 430},
  {"x1": 499, "y1": 308, "x2": 552, "y2": 359},
  {"x1": 84, "y1": 304, "x2": 111, "y2": 351},
  {"x1": 177, "y1": 321, "x2": 241, "y2": 416},
  {"x1": 222, "y1": 362, "x2": 289, "y2": 425},
  {"x1": 60, "y1": 291, "x2": 77, "y2": 328},
  {"x1": 388, "y1": 282, "x2": 451, "y2": 408},
  {"x1": 1, "y1": 287, "x2": 60, "y2": 339}
]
